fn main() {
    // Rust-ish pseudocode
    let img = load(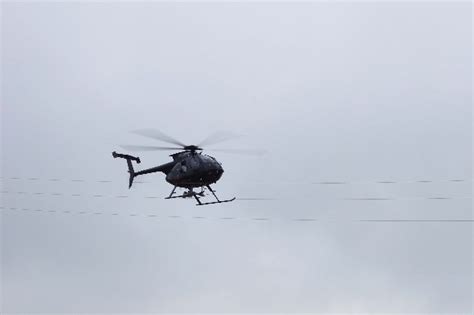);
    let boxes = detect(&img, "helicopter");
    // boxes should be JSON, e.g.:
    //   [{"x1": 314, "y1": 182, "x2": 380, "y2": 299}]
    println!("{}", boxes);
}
[{"x1": 112, "y1": 129, "x2": 262, "y2": 206}]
